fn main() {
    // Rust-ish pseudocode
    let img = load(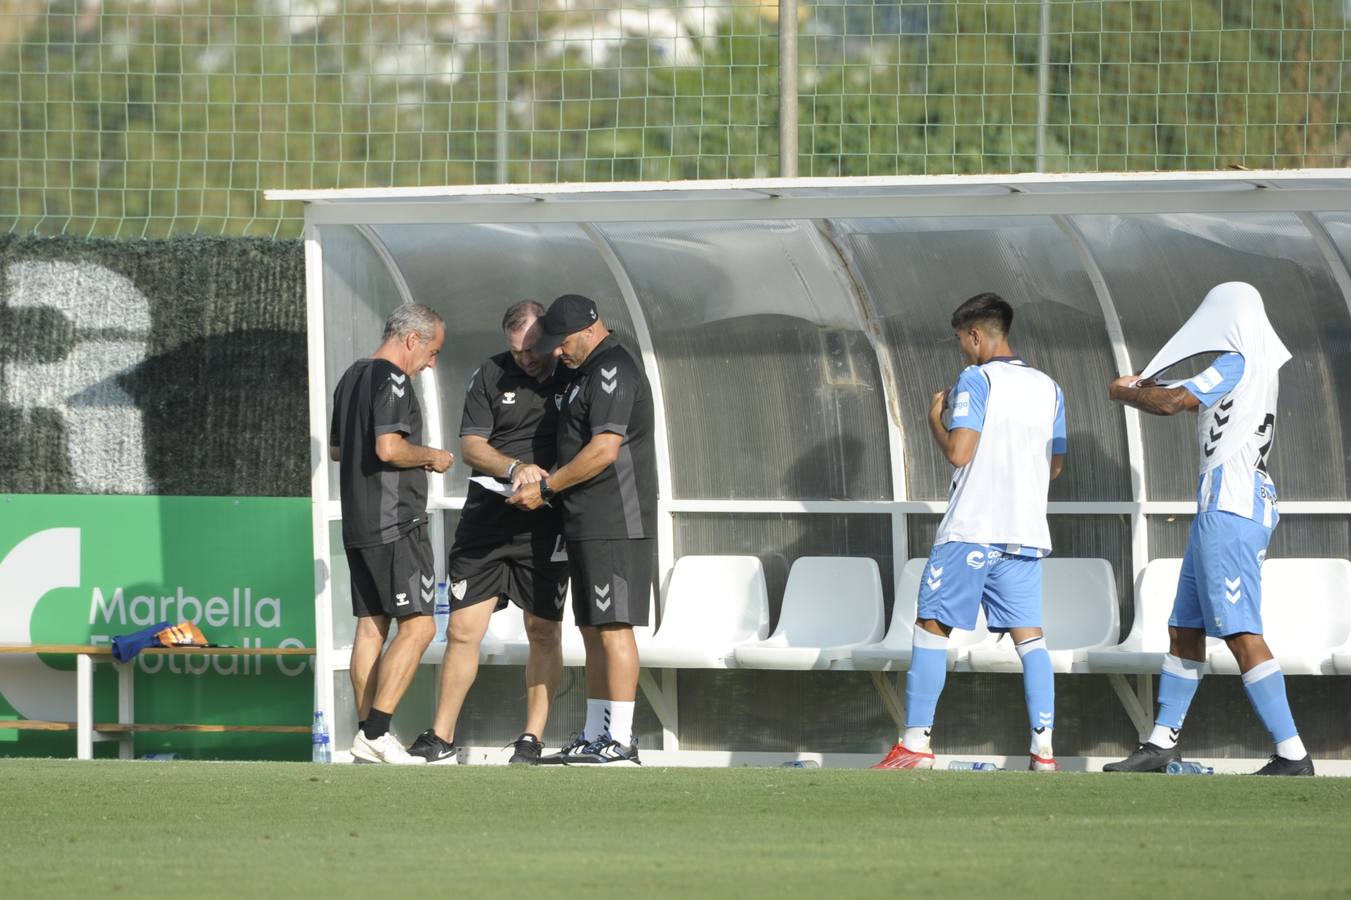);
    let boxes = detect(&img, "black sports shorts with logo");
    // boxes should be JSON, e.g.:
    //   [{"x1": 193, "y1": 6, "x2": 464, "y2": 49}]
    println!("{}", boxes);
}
[
  {"x1": 346, "y1": 524, "x2": 436, "y2": 619},
  {"x1": 567, "y1": 538, "x2": 654, "y2": 627},
  {"x1": 447, "y1": 530, "x2": 569, "y2": 623}
]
